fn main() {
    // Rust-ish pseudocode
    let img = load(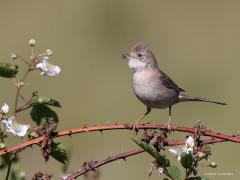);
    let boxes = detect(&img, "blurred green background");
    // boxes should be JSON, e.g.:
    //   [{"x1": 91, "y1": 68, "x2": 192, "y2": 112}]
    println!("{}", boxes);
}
[{"x1": 0, "y1": 0, "x2": 239, "y2": 179}]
